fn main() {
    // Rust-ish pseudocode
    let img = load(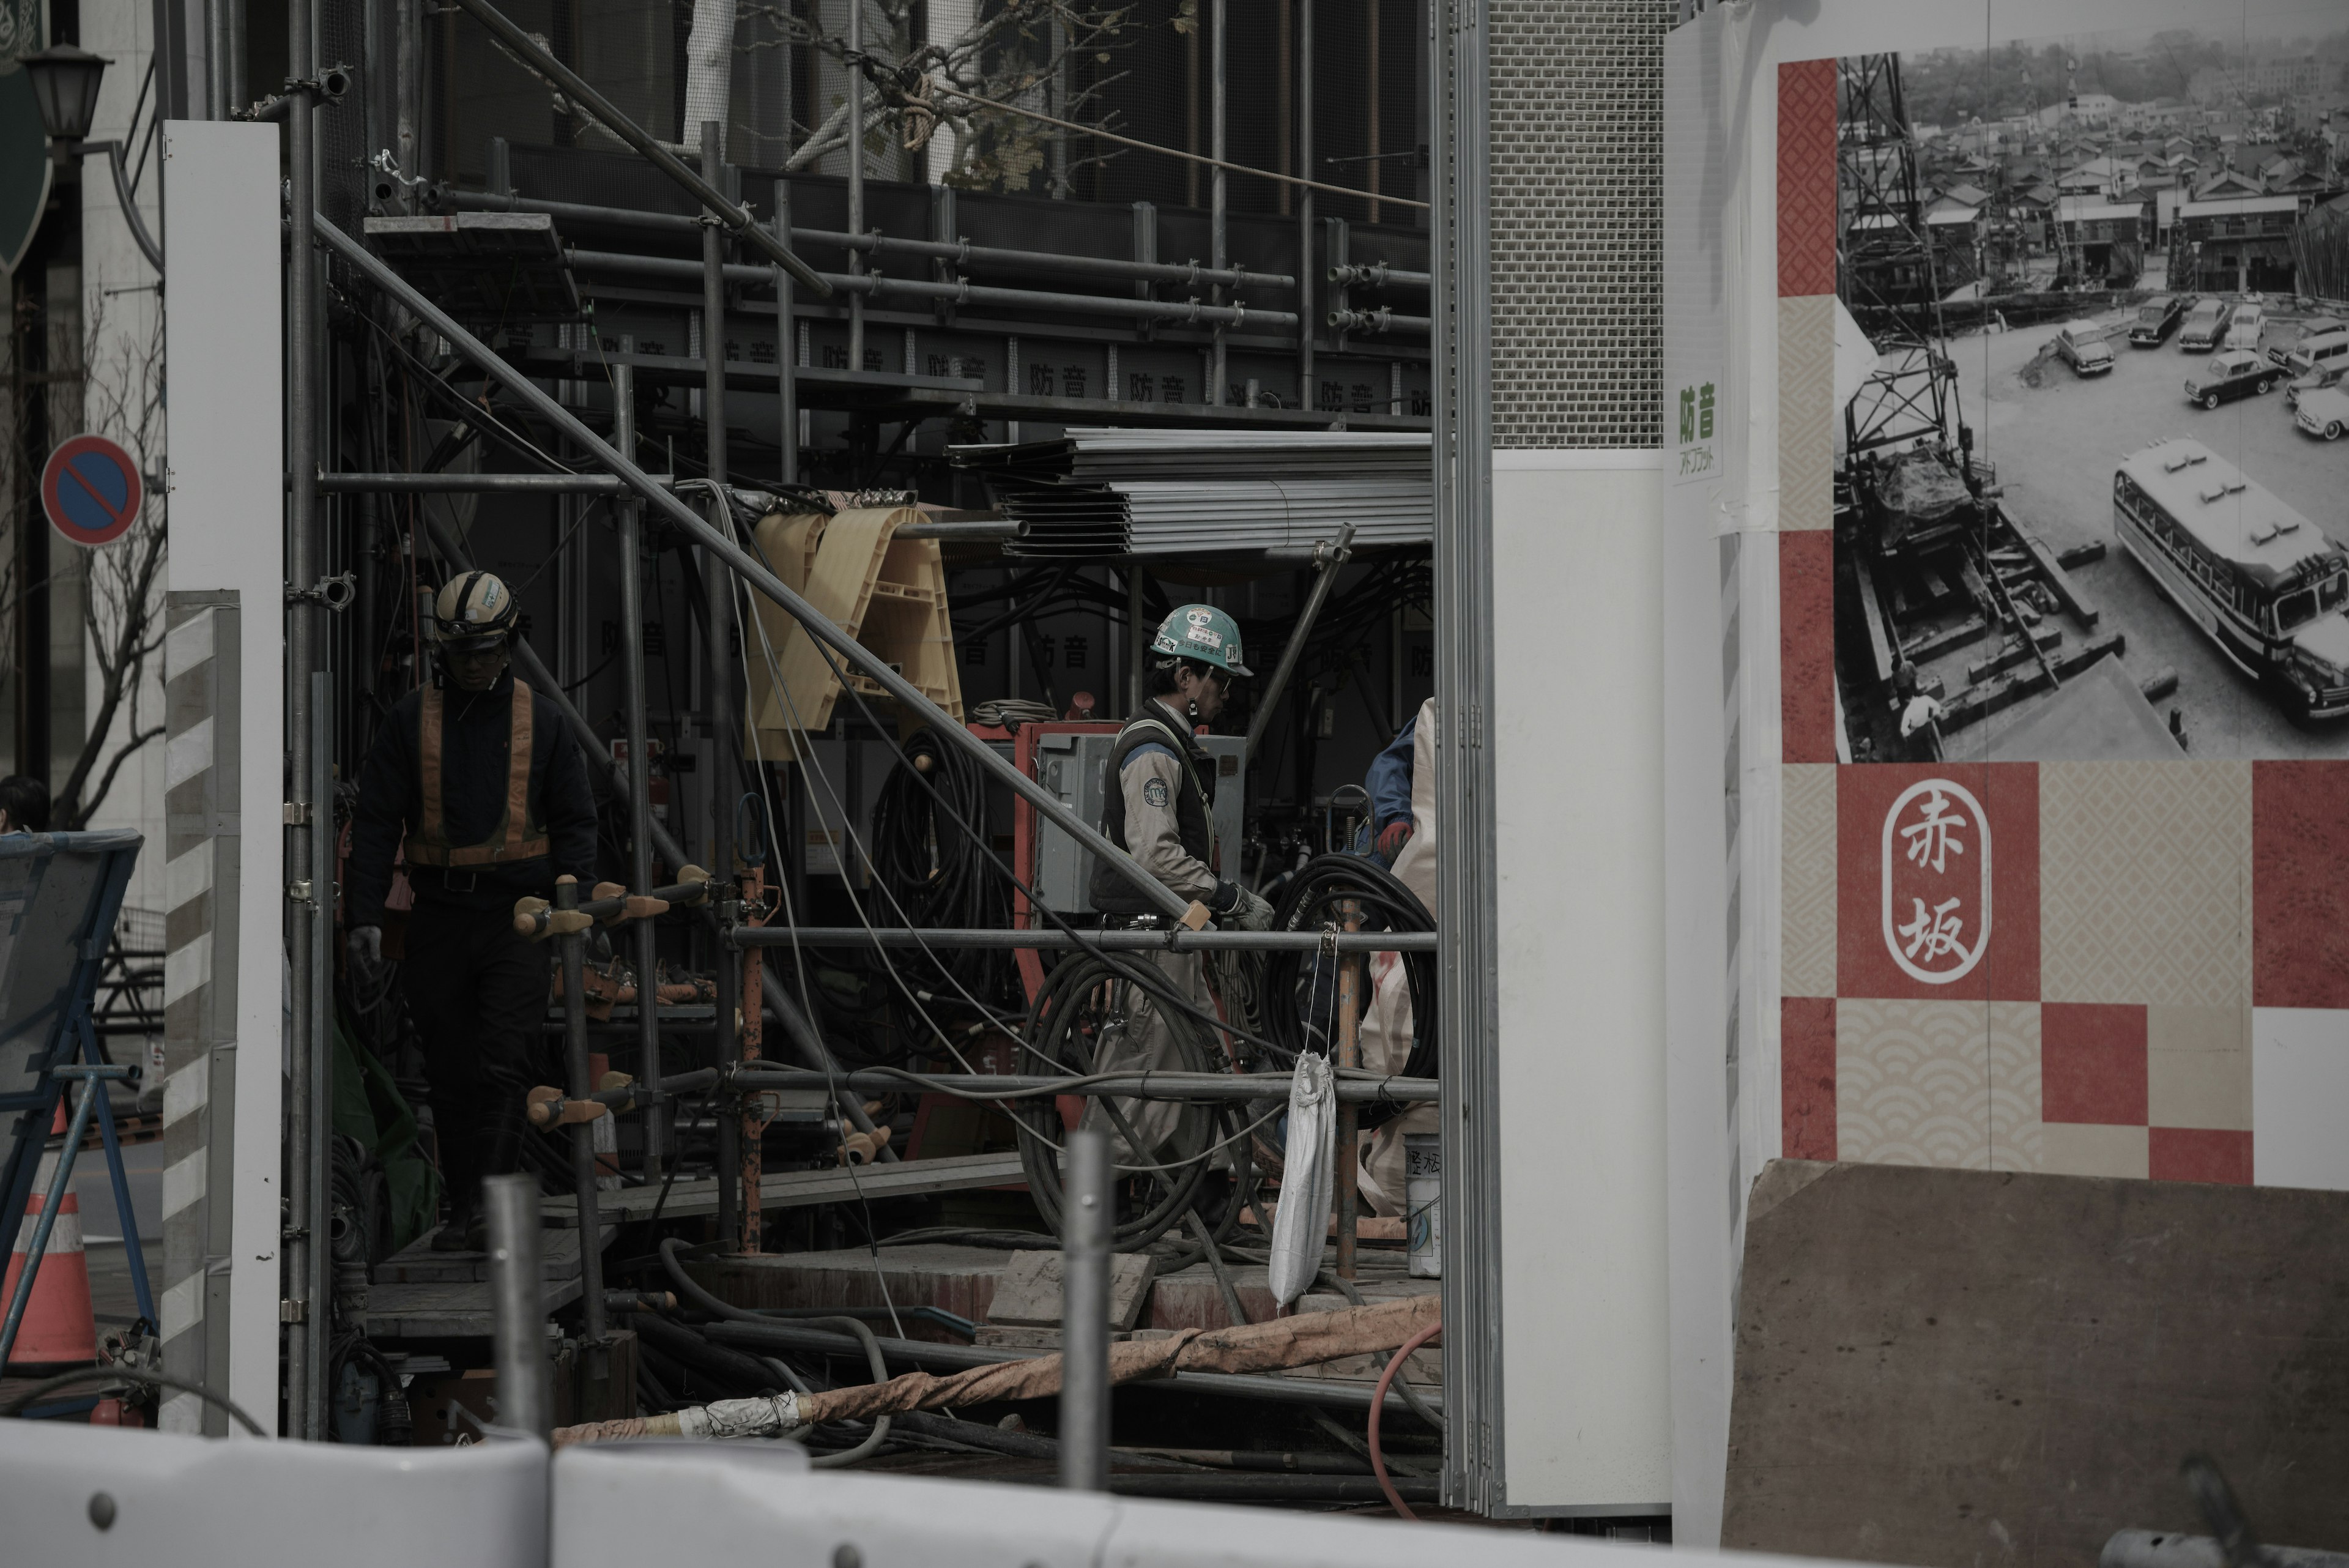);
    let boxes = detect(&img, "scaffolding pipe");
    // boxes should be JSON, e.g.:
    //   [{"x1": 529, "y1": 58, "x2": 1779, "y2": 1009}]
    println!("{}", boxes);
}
[
  {"x1": 317, "y1": 472, "x2": 674, "y2": 494},
  {"x1": 483, "y1": 1175, "x2": 551, "y2": 1437},
  {"x1": 700, "y1": 119, "x2": 743, "y2": 1253},
  {"x1": 728, "y1": 1066, "x2": 1439, "y2": 1105},
  {"x1": 555, "y1": 879, "x2": 610, "y2": 1362},
  {"x1": 1210, "y1": 0, "x2": 1227, "y2": 403},
  {"x1": 563, "y1": 249, "x2": 1307, "y2": 332},
  {"x1": 440, "y1": 0, "x2": 830, "y2": 296},
  {"x1": 1245, "y1": 526, "x2": 1355, "y2": 757},
  {"x1": 442, "y1": 189, "x2": 1296, "y2": 292},
  {"x1": 612, "y1": 344, "x2": 664, "y2": 1178},
  {"x1": 729, "y1": 925, "x2": 1433, "y2": 953},
  {"x1": 1061, "y1": 1128, "x2": 1111, "y2": 1492},
  {"x1": 846, "y1": 0, "x2": 864, "y2": 374},
  {"x1": 1297, "y1": 0, "x2": 1315, "y2": 397},
  {"x1": 283, "y1": 0, "x2": 324, "y2": 1435},
  {"x1": 321, "y1": 208, "x2": 1198, "y2": 926},
  {"x1": 773, "y1": 179, "x2": 798, "y2": 486},
  {"x1": 414, "y1": 491, "x2": 895, "y2": 1161}
]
